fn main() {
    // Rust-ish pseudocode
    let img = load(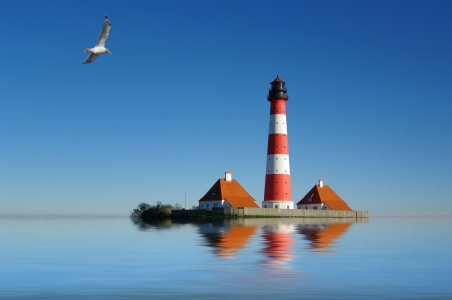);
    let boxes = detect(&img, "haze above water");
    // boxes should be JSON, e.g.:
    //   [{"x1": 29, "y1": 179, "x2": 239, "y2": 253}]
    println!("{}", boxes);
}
[{"x1": 1, "y1": 216, "x2": 451, "y2": 299}]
